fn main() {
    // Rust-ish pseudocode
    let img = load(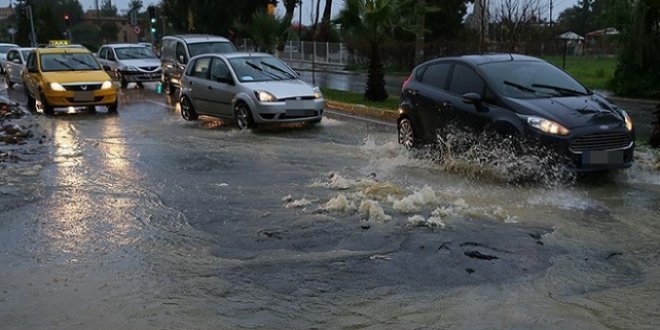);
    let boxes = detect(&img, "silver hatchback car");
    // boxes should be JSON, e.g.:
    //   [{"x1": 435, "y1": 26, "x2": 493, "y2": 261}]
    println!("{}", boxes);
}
[{"x1": 179, "y1": 52, "x2": 324, "y2": 129}]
